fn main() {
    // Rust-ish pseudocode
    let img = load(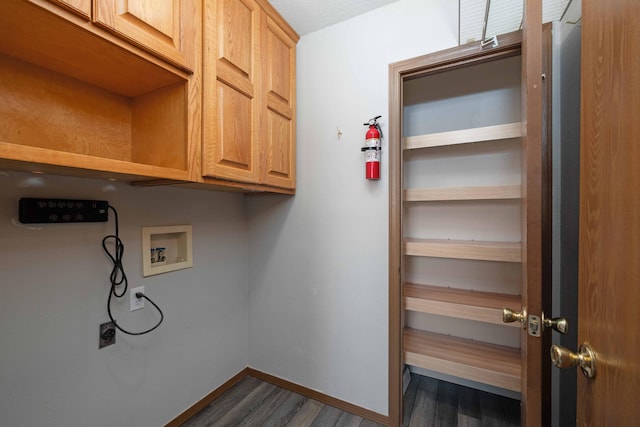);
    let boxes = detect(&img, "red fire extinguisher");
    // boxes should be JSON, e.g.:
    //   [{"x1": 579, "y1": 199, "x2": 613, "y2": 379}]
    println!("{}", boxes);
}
[{"x1": 361, "y1": 115, "x2": 382, "y2": 180}]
